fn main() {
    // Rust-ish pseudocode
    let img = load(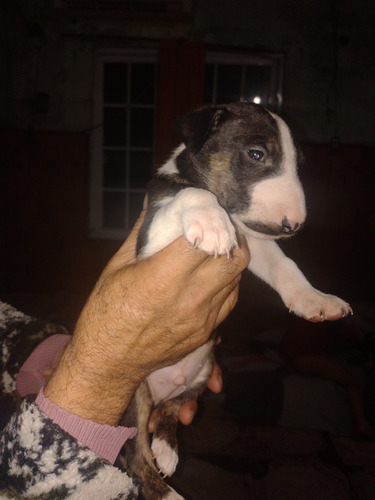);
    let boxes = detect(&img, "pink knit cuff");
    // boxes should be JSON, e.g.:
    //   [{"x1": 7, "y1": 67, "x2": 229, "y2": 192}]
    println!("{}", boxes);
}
[
  {"x1": 35, "y1": 389, "x2": 137, "y2": 464},
  {"x1": 17, "y1": 334, "x2": 71, "y2": 398}
]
